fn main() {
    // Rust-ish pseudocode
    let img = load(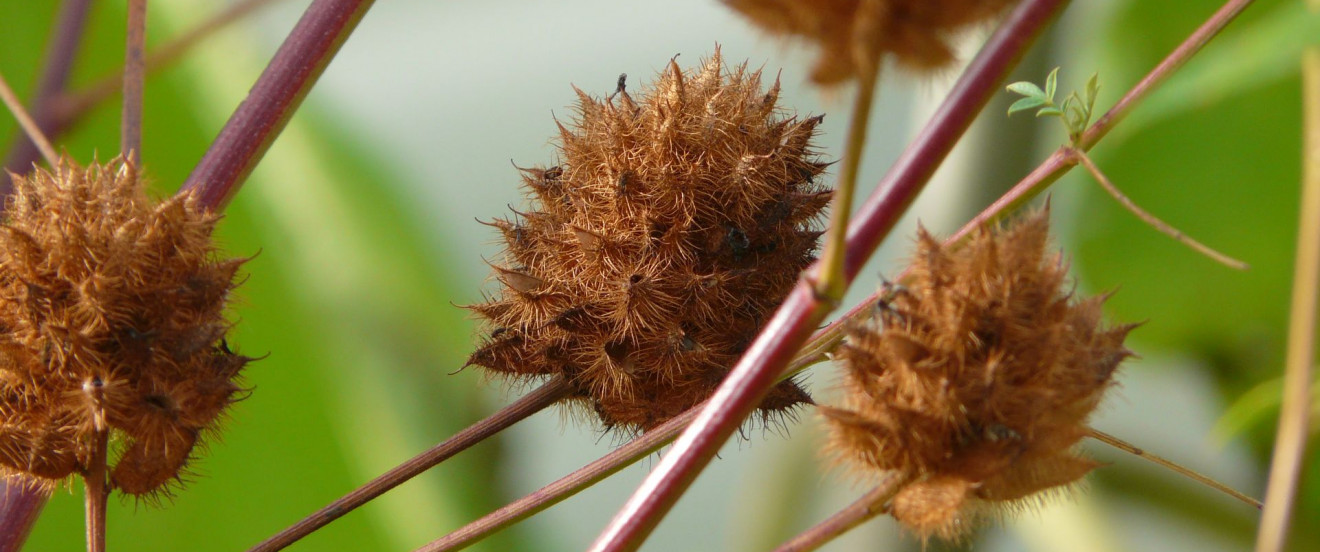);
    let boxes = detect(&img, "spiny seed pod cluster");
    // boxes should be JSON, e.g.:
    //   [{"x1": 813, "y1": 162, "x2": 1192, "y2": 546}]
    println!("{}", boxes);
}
[
  {"x1": 0, "y1": 158, "x2": 250, "y2": 497},
  {"x1": 820, "y1": 212, "x2": 1135, "y2": 541},
  {"x1": 723, "y1": 0, "x2": 1020, "y2": 84},
  {"x1": 467, "y1": 51, "x2": 831, "y2": 433}
]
